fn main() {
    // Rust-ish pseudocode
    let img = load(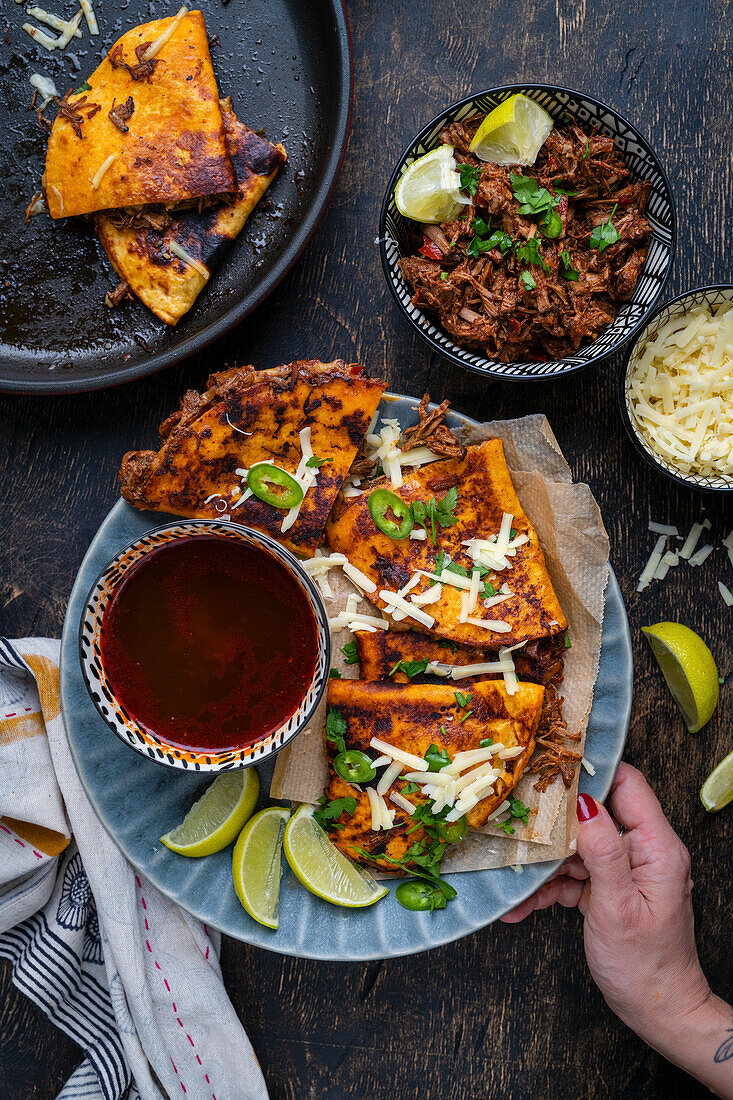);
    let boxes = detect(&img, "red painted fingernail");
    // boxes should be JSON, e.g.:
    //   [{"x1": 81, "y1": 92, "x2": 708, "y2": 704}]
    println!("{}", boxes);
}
[{"x1": 577, "y1": 794, "x2": 599, "y2": 822}]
